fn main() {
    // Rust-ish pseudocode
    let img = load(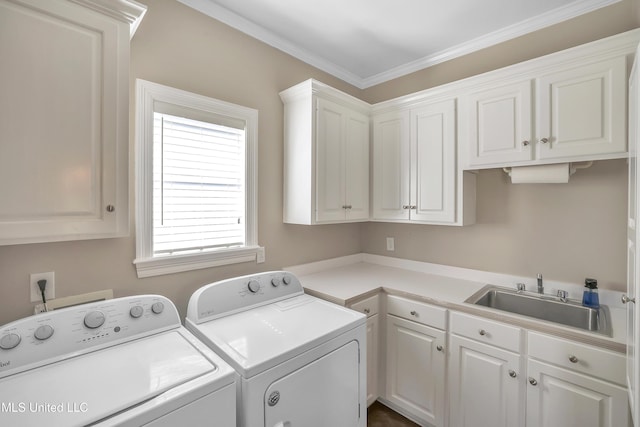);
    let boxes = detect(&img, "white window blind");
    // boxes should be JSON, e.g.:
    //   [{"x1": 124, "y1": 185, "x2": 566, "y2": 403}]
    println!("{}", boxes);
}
[{"x1": 152, "y1": 112, "x2": 246, "y2": 256}]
